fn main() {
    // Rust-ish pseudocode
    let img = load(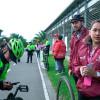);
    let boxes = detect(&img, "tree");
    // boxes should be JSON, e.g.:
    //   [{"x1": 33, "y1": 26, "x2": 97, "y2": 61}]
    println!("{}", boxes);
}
[
  {"x1": 33, "y1": 31, "x2": 46, "y2": 44},
  {"x1": 0, "y1": 29, "x2": 3, "y2": 36},
  {"x1": 9, "y1": 33, "x2": 19, "y2": 39}
]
